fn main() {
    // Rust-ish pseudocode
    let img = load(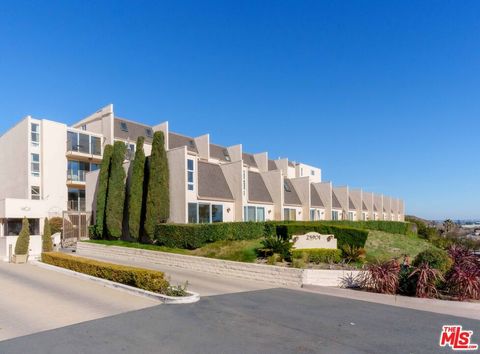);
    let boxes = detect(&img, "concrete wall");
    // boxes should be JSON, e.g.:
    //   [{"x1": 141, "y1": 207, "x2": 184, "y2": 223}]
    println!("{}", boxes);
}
[
  {"x1": 349, "y1": 189, "x2": 362, "y2": 220},
  {"x1": 72, "y1": 104, "x2": 114, "y2": 146},
  {"x1": 373, "y1": 194, "x2": 383, "y2": 220},
  {"x1": 220, "y1": 161, "x2": 243, "y2": 221},
  {"x1": 253, "y1": 152, "x2": 268, "y2": 172},
  {"x1": 167, "y1": 147, "x2": 188, "y2": 223},
  {"x1": 333, "y1": 186, "x2": 349, "y2": 219},
  {"x1": 227, "y1": 144, "x2": 242, "y2": 162},
  {"x1": 0, "y1": 117, "x2": 29, "y2": 200},
  {"x1": 0, "y1": 235, "x2": 42, "y2": 262},
  {"x1": 302, "y1": 269, "x2": 363, "y2": 287},
  {"x1": 194, "y1": 134, "x2": 210, "y2": 160},
  {"x1": 261, "y1": 170, "x2": 283, "y2": 220},
  {"x1": 315, "y1": 182, "x2": 332, "y2": 220},
  {"x1": 383, "y1": 196, "x2": 392, "y2": 220},
  {"x1": 362, "y1": 191, "x2": 374, "y2": 220},
  {"x1": 295, "y1": 163, "x2": 321, "y2": 183},
  {"x1": 290, "y1": 177, "x2": 311, "y2": 219}
]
